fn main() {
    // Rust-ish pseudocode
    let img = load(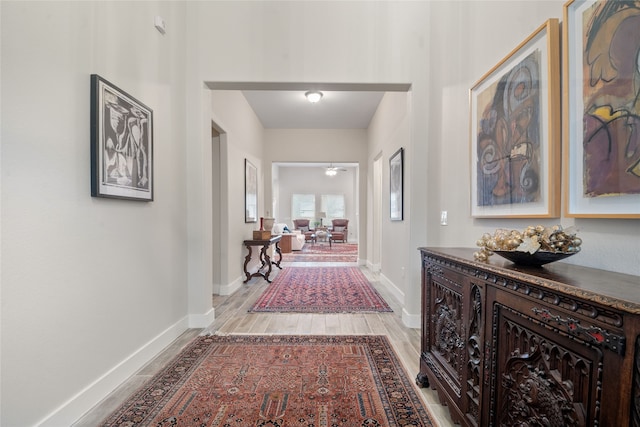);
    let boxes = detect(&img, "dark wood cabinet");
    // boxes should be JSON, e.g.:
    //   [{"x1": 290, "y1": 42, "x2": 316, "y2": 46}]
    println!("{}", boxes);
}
[{"x1": 417, "y1": 247, "x2": 640, "y2": 427}]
